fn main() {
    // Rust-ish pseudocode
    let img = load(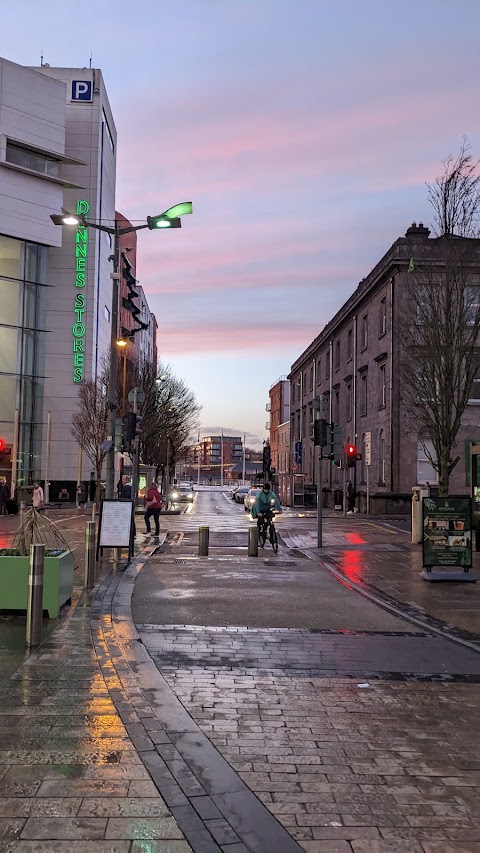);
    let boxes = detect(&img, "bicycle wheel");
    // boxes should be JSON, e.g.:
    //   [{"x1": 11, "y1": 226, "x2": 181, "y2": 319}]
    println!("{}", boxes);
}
[
  {"x1": 258, "y1": 524, "x2": 266, "y2": 548},
  {"x1": 269, "y1": 524, "x2": 278, "y2": 553}
]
